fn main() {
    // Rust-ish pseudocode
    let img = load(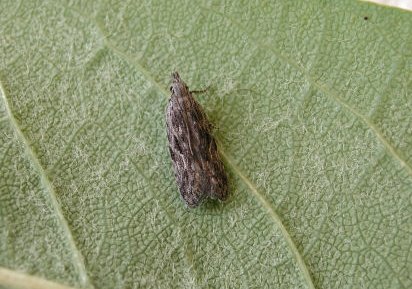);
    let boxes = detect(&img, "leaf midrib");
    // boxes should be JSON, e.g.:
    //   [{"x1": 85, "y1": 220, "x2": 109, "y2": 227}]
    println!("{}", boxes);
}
[
  {"x1": 73, "y1": 9, "x2": 316, "y2": 289},
  {"x1": 76, "y1": 6, "x2": 412, "y2": 289}
]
